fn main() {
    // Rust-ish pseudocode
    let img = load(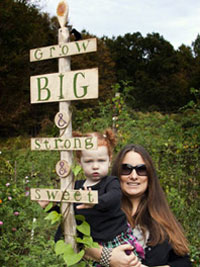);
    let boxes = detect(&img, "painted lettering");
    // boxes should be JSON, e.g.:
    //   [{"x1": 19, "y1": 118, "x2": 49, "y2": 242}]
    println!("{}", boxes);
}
[
  {"x1": 58, "y1": 161, "x2": 68, "y2": 176},
  {"x1": 37, "y1": 77, "x2": 51, "y2": 101},
  {"x1": 64, "y1": 139, "x2": 71, "y2": 149},
  {"x1": 73, "y1": 72, "x2": 88, "y2": 98},
  {"x1": 34, "y1": 49, "x2": 43, "y2": 60},
  {"x1": 54, "y1": 138, "x2": 63, "y2": 149},
  {"x1": 87, "y1": 191, "x2": 94, "y2": 203},
  {"x1": 46, "y1": 190, "x2": 59, "y2": 200},
  {"x1": 74, "y1": 191, "x2": 82, "y2": 201},
  {"x1": 35, "y1": 189, "x2": 41, "y2": 200},
  {"x1": 85, "y1": 137, "x2": 94, "y2": 149},
  {"x1": 75, "y1": 40, "x2": 90, "y2": 52},
  {"x1": 63, "y1": 191, "x2": 70, "y2": 201},
  {"x1": 57, "y1": 113, "x2": 67, "y2": 128},
  {"x1": 58, "y1": 73, "x2": 64, "y2": 99},
  {"x1": 50, "y1": 46, "x2": 56, "y2": 58},
  {"x1": 74, "y1": 137, "x2": 81, "y2": 149},
  {"x1": 44, "y1": 140, "x2": 50, "y2": 150},
  {"x1": 61, "y1": 44, "x2": 69, "y2": 55},
  {"x1": 34, "y1": 139, "x2": 41, "y2": 149}
]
